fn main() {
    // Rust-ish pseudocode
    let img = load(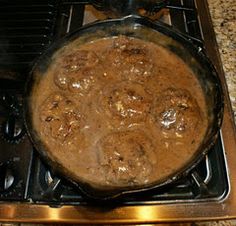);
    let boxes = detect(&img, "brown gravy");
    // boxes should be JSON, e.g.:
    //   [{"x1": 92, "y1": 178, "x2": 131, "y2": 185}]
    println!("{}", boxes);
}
[{"x1": 32, "y1": 36, "x2": 208, "y2": 189}]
